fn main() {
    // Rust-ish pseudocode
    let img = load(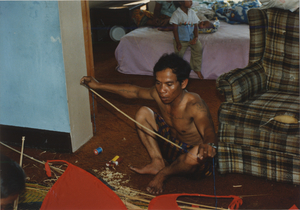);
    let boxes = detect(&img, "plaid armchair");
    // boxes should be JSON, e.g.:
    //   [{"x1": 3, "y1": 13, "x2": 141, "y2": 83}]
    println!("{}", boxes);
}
[{"x1": 216, "y1": 8, "x2": 299, "y2": 184}]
